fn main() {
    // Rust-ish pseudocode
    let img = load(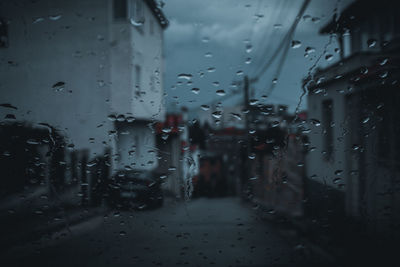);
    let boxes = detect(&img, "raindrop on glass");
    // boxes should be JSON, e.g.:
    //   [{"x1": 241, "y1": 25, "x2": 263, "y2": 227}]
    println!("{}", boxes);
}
[
  {"x1": 291, "y1": 40, "x2": 302, "y2": 49},
  {"x1": 201, "y1": 105, "x2": 210, "y2": 111},
  {"x1": 367, "y1": 39, "x2": 377, "y2": 48},
  {"x1": 178, "y1": 73, "x2": 192, "y2": 80},
  {"x1": 216, "y1": 89, "x2": 226, "y2": 96},
  {"x1": 325, "y1": 54, "x2": 333, "y2": 61},
  {"x1": 191, "y1": 88, "x2": 200, "y2": 94}
]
